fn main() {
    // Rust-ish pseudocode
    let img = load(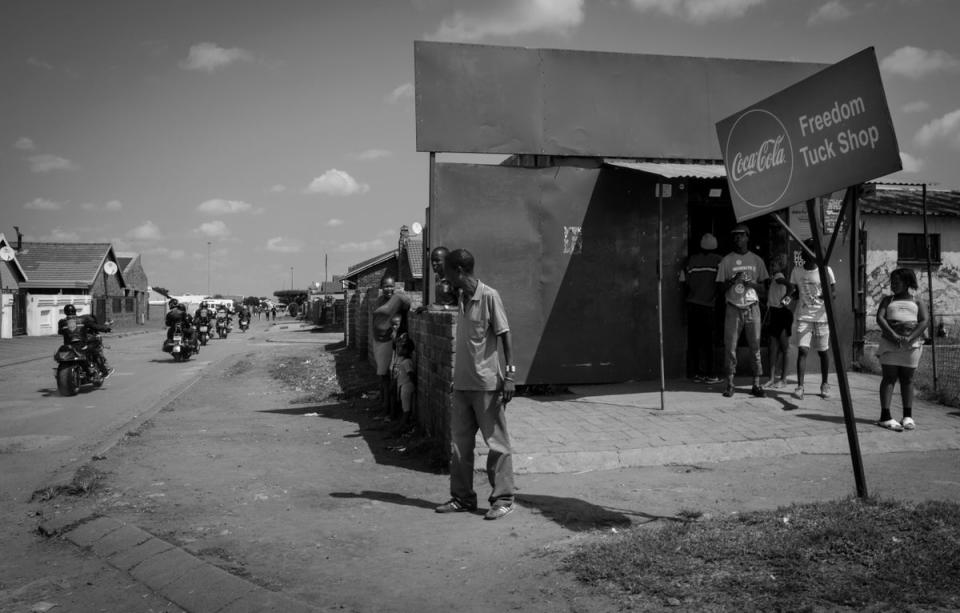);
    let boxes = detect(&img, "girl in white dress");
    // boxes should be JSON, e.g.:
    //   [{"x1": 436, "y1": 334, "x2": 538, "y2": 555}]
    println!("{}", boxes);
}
[{"x1": 875, "y1": 268, "x2": 929, "y2": 431}]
